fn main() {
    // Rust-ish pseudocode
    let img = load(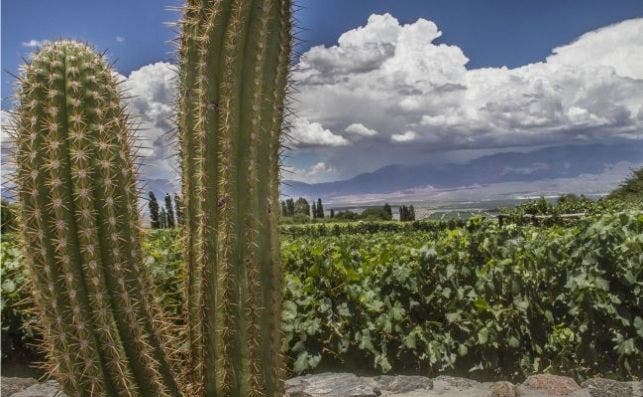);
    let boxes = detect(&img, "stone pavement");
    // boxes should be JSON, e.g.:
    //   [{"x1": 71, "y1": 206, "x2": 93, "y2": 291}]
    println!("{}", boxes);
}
[{"x1": 2, "y1": 372, "x2": 641, "y2": 396}]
